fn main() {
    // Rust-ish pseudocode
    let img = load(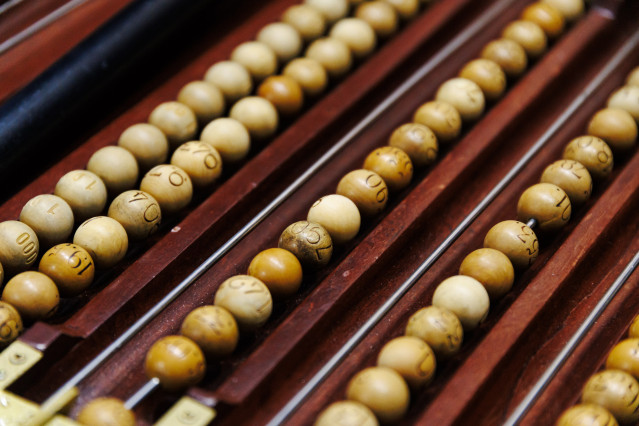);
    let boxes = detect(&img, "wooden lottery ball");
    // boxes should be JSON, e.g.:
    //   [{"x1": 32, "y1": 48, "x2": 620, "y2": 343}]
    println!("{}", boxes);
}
[
  {"x1": 283, "y1": 57, "x2": 328, "y2": 97},
  {"x1": 39, "y1": 243, "x2": 95, "y2": 296},
  {"x1": 563, "y1": 136, "x2": 613, "y2": 180},
  {"x1": 0, "y1": 220, "x2": 39, "y2": 275},
  {"x1": 231, "y1": 41, "x2": 278, "y2": 82},
  {"x1": 413, "y1": 101, "x2": 462, "y2": 143},
  {"x1": 363, "y1": 146, "x2": 413, "y2": 193},
  {"x1": 517, "y1": 183, "x2": 571, "y2": 232},
  {"x1": 481, "y1": 39, "x2": 528, "y2": 79},
  {"x1": 257, "y1": 22, "x2": 303, "y2": 63},
  {"x1": 405, "y1": 305, "x2": 463, "y2": 359},
  {"x1": 587, "y1": 108, "x2": 637, "y2": 152},
  {"x1": 557, "y1": 403, "x2": 618, "y2": 426},
  {"x1": 484, "y1": 220, "x2": 538, "y2": 269},
  {"x1": 19, "y1": 194, "x2": 74, "y2": 248},
  {"x1": 201, "y1": 118, "x2": 251, "y2": 163},
  {"x1": 607, "y1": 86, "x2": 639, "y2": 123},
  {"x1": 540, "y1": 159, "x2": 592, "y2": 206},
  {"x1": 180, "y1": 305, "x2": 239, "y2": 358},
  {"x1": 521, "y1": 2, "x2": 565, "y2": 39},
  {"x1": 278, "y1": 221, "x2": 333, "y2": 268},
  {"x1": 346, "y1": 366, "x2": 410, "y2": 423},
  {"x1": 204, "y1": 61, "x2": 253, "y2": 104},
  {"x1": 0, "y1": 301, "x2": 23, "y2": 348},
  {"x1": 145, "y1": 335, "x2": 206, "y2": 391},
  {"x1": 148, "y1": 101, "x2": 198, "y2": 150},
  {"x1": 257, "y1": 75, "x2": 304, "y2": 117},
  {"x1": 377, "y1": 336, "x2": 436, "y2": 389},
  {"x1": 382, "y1": 0, "x2": 419, "y2": 20},
  {"x1": 214, "y1": 275, "x2": 273, "y2": 331},
  {"x1": 247, "y1": 248, "x2": 303, "y2": 298},
  {"x1": 630, "y1": 314, "x2": 639, "y2": 338},
  {"x1": 2, "y1": 271, "x2": 59, "y2": 321},
  {"x1": 459, "y1": 59, "x2": 507, "y2": 102},
  {"x1": 336, "y1": 169, "x2": 388, "y2": 216},
  {"x1": 117, "y1": 123, "x2": 169, "y2": 171},
  {"x1": 108, "y1": 190, "x2": 161, "y2": 240},
  {"x1": 281, "y1": 4, "x2": 326, "y2": 43},
  {"x1": 541, "y1": 0, "x2": 584, "y2": 22},
  {"x1": 171, "y1": 141, "x2": 222, "y2": 187},
  {"x1": 581, "y1": 370, "x2": 639, "y2": 424},
  {"x1": 627, "y1": 67, "x2": 639, "y2": 88},
  {"x1": 432, "y1": 275, "x2": 490, "y2": 331},
  {"x1": 304, "y1": 0, "x2": 348, "y2": 24},
  {"x1": 389, "y1": 123, "x2": 438, "y2": 167},
  {"x1": 177, "y1": 80, "x2": 225, "y2": 125},
  {"x1": 606, "y1": 339, "x2": 639, "y2": 379},
  {"x1": 459, "y1": 248, "x2": 515, "y2": 299},
  {"x1": 54, "y1": 170, "x2": 107, "y2": 222},
  {"x1": 355, "y1": 1, "x2": 398, "y2": 38},
  {"x1": 74, "y1": 217, "x2": 128, "y2": 269},
  {"x1": 306, "y1": 37, "x2": 353, "y2": 79},
  {"x1": 502, "y1": 20, "x2": 547, "y2": 59},
  {"x1": 229, "y1": 96, "x2": 279, "y2": 140},
  {"x1": 76, "y1": 397, "x2": 136, "y2": 426},
  {"x1": 140, "y1": 165, "x2": 193, "y2": 215},
  {"x1": 315, "y1": 400, "x2": 378, "y2": 426},
  {"x1": 307, "y1": 194, "x2": 361, "y2": 244},
  {"x1": 87, "y1": 146, "x2": 139, "y2": 196},
  {"x1": 436, "y1": 78, "x2": 485, "y2": 122},
  {"x1": 329, "y1": 18, "x2": 377, "y2": 59}
]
